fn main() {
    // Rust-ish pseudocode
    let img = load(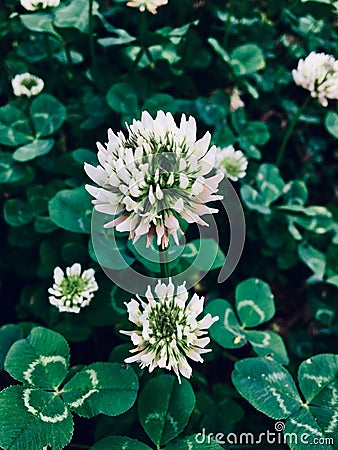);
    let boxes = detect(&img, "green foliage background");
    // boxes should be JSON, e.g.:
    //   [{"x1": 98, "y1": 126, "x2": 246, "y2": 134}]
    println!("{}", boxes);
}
[{"x1": 0, "y1": 0, "x2": 337, "y2": 448}]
